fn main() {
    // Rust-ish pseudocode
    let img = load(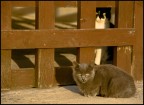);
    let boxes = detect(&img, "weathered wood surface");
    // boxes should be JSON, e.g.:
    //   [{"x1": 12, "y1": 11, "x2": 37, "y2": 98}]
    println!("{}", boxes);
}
[
  {"x1": 1, "y1": 50, "x2": 11, "y2": 89},
  {"x1": 11, "y1": 69, "x2": 35, "y2": 89},
  {"x1": 113, "y1": 1, "x2": 134, "y2": 74},
  {"x1": 35, "y1": 49, "x2": 56, "y2": 88},
  {"x1": 1, "y1": 29, "x2": 135, "y2": 49},
  {"x1": 1, "y1": 2, "x2": 12, "y2": 90},
  {"x1": 35, "y1": 1, "x2": 56, "y2": 88},
  {"x1": 10, "y1": 1, "x2": 116, "y2": 7},
  {"x1": 132, "y1": 1, "x2": 143, "y2": 80}
]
